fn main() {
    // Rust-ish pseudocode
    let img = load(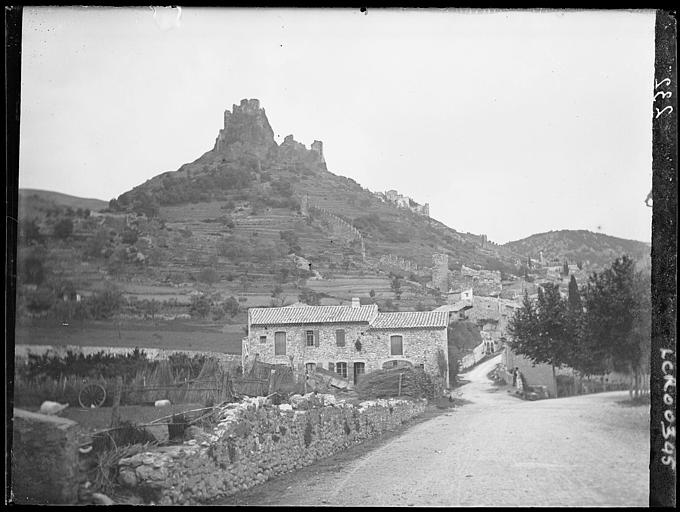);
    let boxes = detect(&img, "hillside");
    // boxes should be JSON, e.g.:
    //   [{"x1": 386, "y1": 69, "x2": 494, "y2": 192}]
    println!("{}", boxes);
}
[
  {"x1": 503, "y1": 230, "x2": 651, "y2": 270},
  {"x1": 18, "y1": 189, "x2": 108, "y2": 219},
  {"x1": 109, "y1": 98, "x2": 521, "y2": 274},
  {"x1": 15, "y1": 99, "x2": 649, "y2": 354}
]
